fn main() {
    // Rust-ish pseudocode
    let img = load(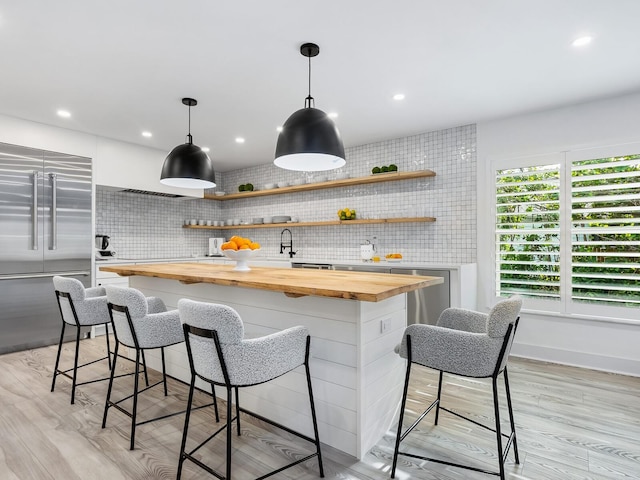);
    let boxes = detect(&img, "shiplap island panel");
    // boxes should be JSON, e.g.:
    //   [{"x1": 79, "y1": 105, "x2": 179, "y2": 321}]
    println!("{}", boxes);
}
[{"x1": 100, "y1": 262, "x2": 443, "y2": 458}]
